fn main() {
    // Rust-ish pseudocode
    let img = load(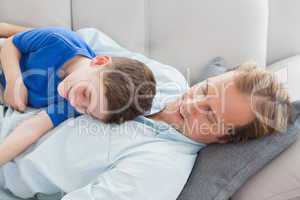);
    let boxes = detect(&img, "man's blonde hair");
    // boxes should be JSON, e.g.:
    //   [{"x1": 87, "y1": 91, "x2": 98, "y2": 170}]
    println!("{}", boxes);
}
[{"x1": 228, "y1": 63, "x2": 291, "y2": 142}]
